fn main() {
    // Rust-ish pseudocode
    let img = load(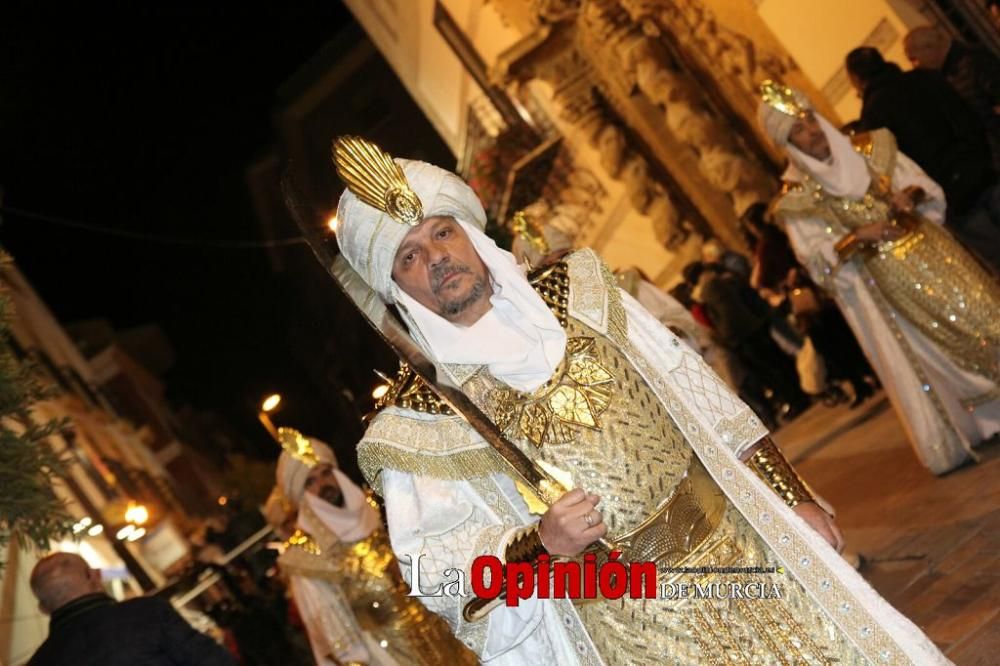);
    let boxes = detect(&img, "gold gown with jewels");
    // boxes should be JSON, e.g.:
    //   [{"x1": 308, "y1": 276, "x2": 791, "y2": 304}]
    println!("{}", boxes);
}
[
  {"x1": 773, "y1": 129, "x2": 1000, "y2": 474},
  {"x1": 791, "y1": 140, "x2": 1000, "y2": 394}
]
